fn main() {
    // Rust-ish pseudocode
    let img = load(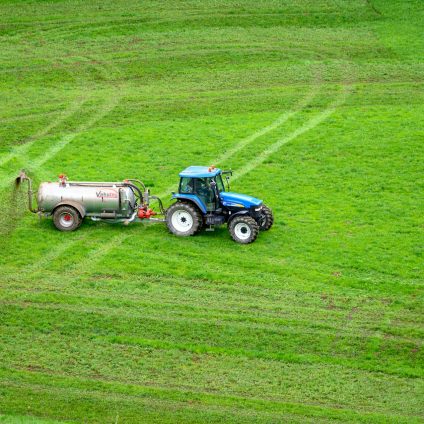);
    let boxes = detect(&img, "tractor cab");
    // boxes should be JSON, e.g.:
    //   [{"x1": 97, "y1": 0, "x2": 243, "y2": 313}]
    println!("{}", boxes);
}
[{"x1": 175, "y1": 166, "x2": 226, "y2": 213}]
